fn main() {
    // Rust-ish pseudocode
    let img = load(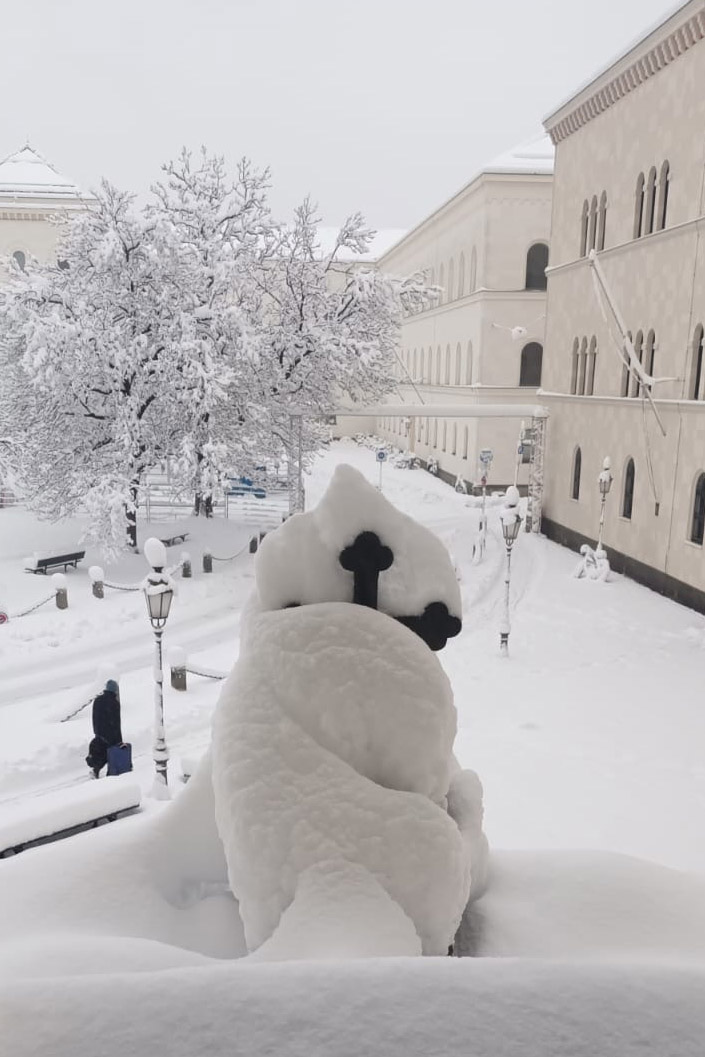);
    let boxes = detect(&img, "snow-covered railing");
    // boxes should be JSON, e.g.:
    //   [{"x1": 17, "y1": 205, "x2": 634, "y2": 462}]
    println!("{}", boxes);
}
[
  {"x1": 169, "y1": 647, "x2": 227, "y2": 690},
  {"x1": 4, "y1": 573, "x2": 69, "y2": 620},
  {"x1": 89, "y1": 553, "x2": 190, "y2": 598},
  {"x1": 0, "y1": 776, "x2": 141, "y2": 858}
]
